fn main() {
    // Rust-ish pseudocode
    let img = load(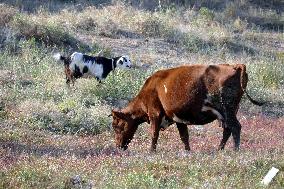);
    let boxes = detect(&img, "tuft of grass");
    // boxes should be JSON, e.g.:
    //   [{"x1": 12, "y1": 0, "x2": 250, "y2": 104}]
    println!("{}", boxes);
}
[
  {"x1": 139, "y1": 15, "x2": 166, "y2": 37},
  {"x1": 233, "y1": 17, "x2": 248, "y2": 32},
  {"x1": 249, "y1": 59, "x2": 284, "y2": 89},
  {"x1": 199, "y1": 7, "x2": 215, "y2": 21},
  {"x1": 10, "y1": 15, "x2": 89, "y2": 50},
  {"x1": 0, "y1": 2, "x2": 284, "y2": 189},
  {"x1": 0, "y1": 4, "x2": 18, "y2": 27}
]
